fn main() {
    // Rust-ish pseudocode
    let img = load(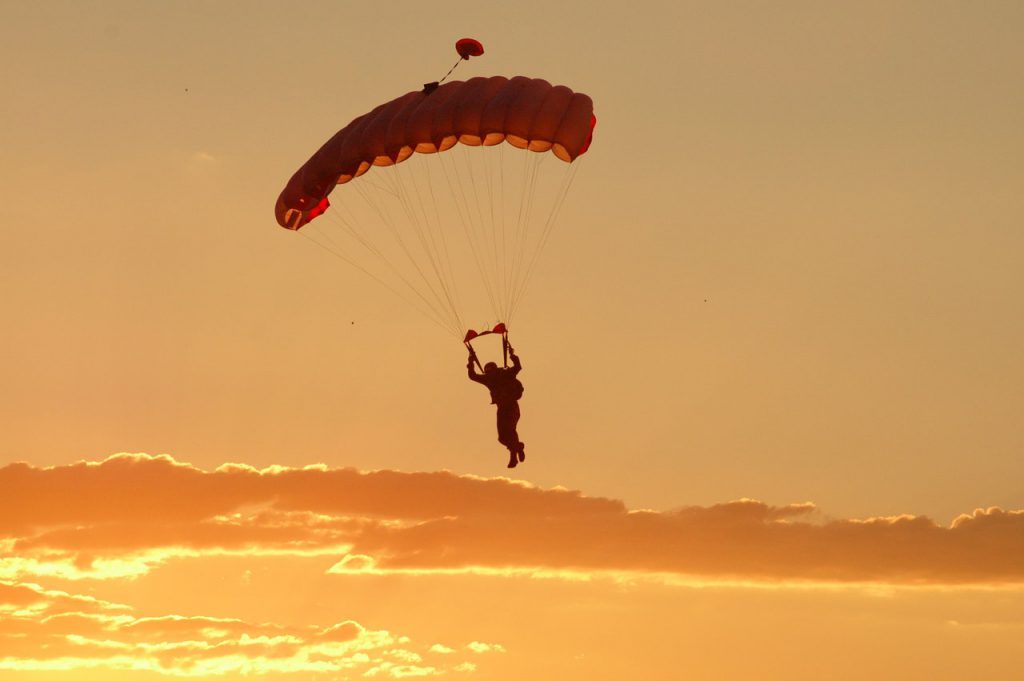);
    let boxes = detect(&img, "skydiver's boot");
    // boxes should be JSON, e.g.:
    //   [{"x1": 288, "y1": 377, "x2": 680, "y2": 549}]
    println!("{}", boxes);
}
[
  {"x1": 507, "y1": 449, "x2": 518, "y2": 469},
  {"x1": 517, "y1": 443, "x2": 526, "y2": 463}
]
